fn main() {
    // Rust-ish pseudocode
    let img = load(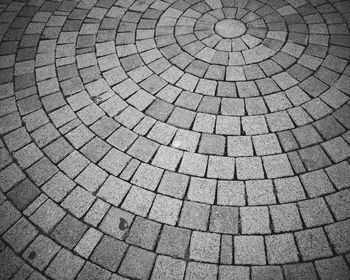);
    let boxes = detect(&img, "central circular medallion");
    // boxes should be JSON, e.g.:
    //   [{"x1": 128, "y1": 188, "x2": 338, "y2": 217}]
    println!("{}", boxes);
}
[{"x1": 215, "y1": 19, "x2": 247, "y2": 38}]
